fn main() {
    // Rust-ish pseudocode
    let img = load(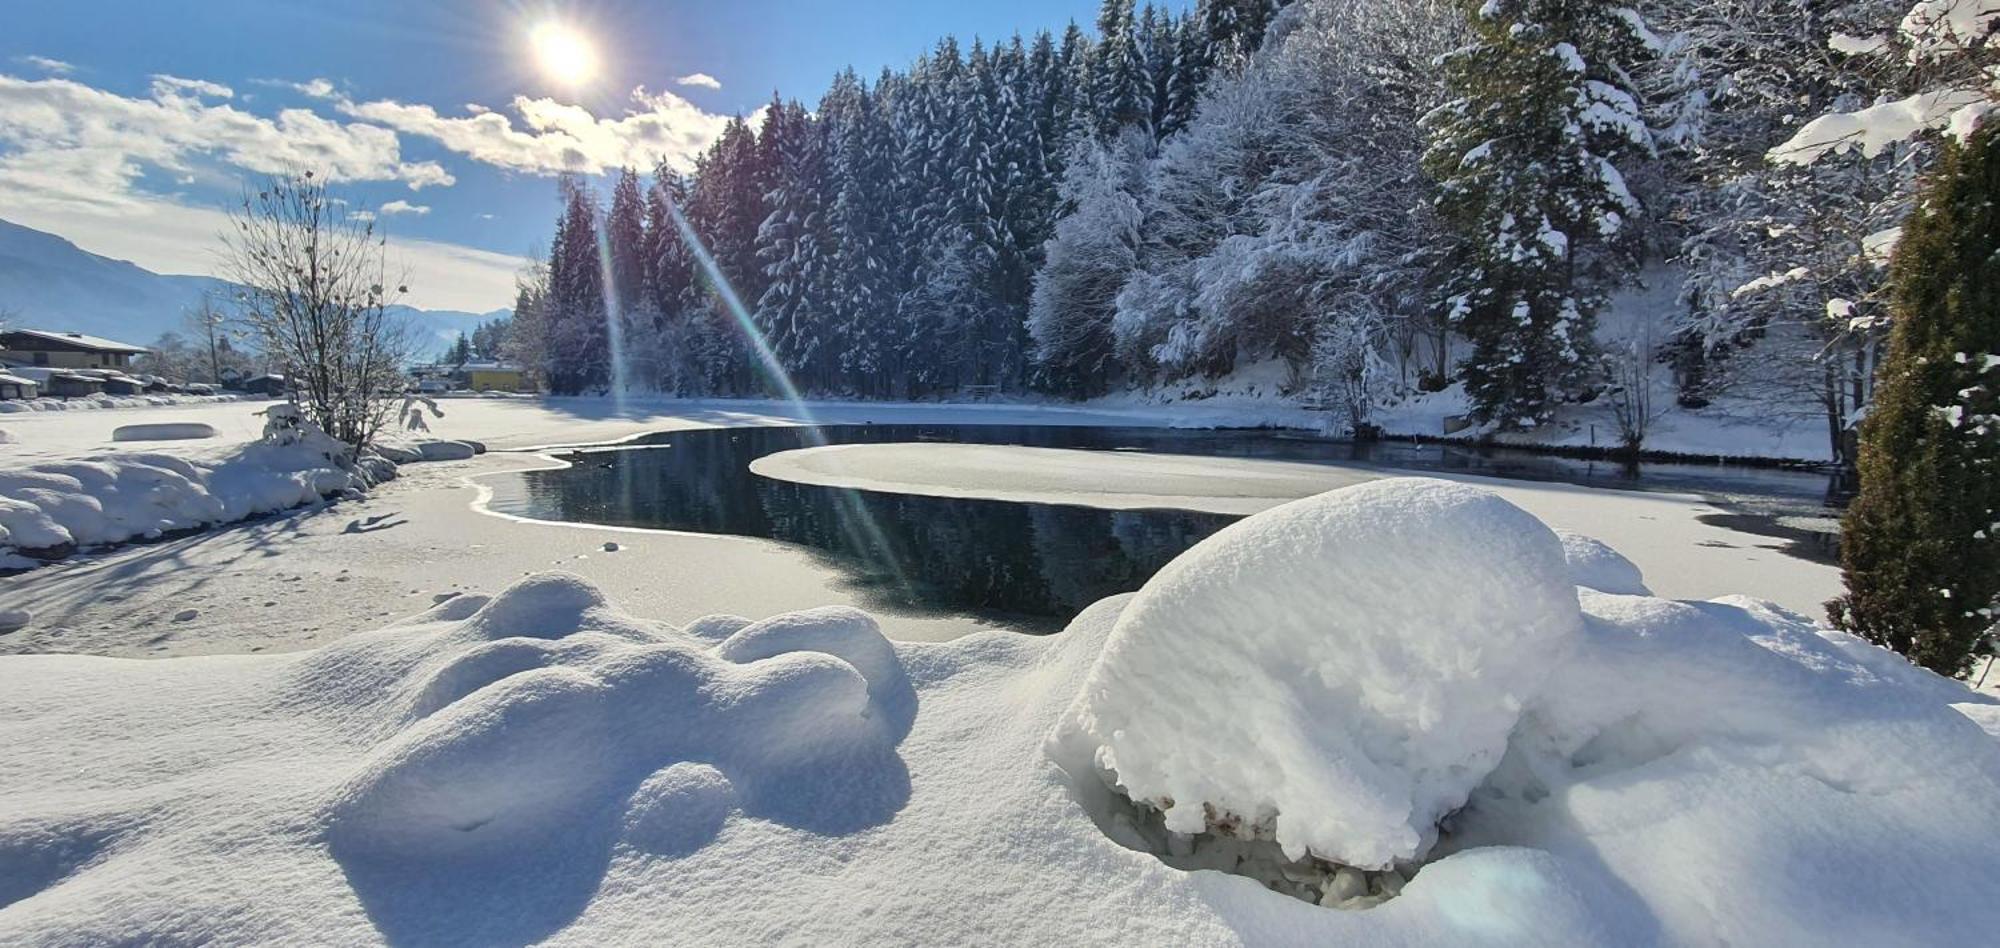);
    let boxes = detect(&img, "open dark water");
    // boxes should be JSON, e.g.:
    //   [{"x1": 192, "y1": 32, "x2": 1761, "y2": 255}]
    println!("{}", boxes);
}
[{"x1": 482, "y1": 425, "x2": 1844, "y2": 631}]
